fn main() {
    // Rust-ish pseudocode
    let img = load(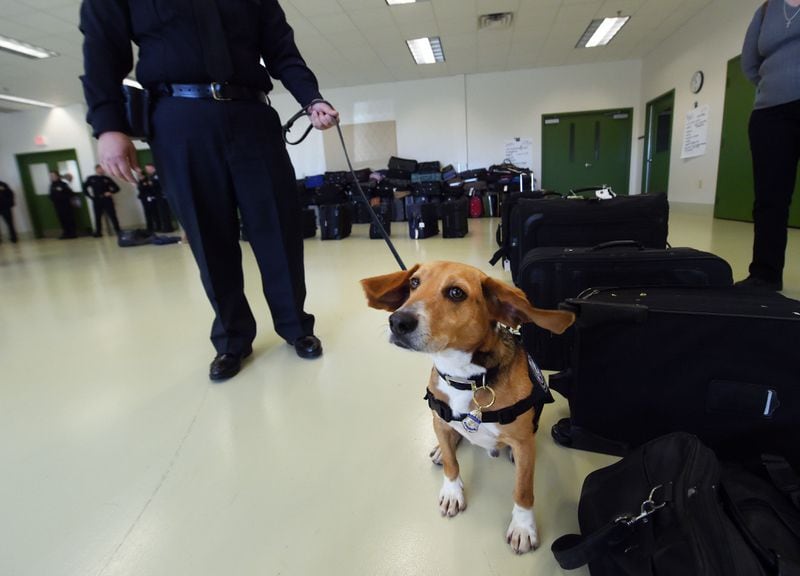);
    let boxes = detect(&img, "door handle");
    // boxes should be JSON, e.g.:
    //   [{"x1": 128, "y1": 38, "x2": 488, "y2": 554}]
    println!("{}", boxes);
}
[{"x1": 584, "y1": 162, "x2": 592, "y2": 168}]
